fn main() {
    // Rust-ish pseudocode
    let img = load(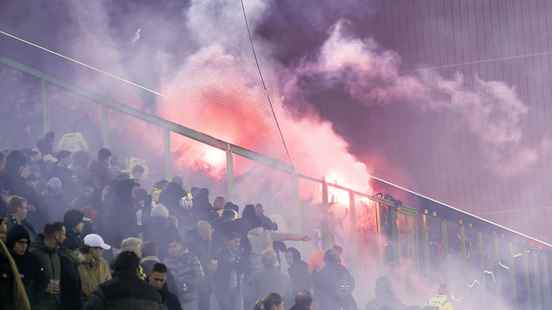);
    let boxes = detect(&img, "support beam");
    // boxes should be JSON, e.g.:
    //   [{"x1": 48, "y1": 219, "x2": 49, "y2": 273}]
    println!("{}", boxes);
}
[
  {"x1": 163, "y1": 129, "x2": 171, "y2": 179},
  {"x1": 226, "y1": 144, "x2": 234, "y2": 200}
]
